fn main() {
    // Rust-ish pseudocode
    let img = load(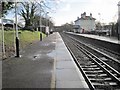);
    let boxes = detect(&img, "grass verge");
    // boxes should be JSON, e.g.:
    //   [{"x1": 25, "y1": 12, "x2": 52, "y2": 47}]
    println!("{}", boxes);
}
[{"x1": 2, "y1": 30, "x2": 46, "y2": 58}]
